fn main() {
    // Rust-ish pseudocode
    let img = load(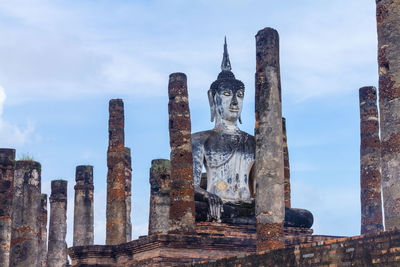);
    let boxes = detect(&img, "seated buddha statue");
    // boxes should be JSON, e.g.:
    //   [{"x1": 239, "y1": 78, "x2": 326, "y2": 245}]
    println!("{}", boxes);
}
[{"x1": 191, "y1": 39, "x2": 313, "y2": 228}]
